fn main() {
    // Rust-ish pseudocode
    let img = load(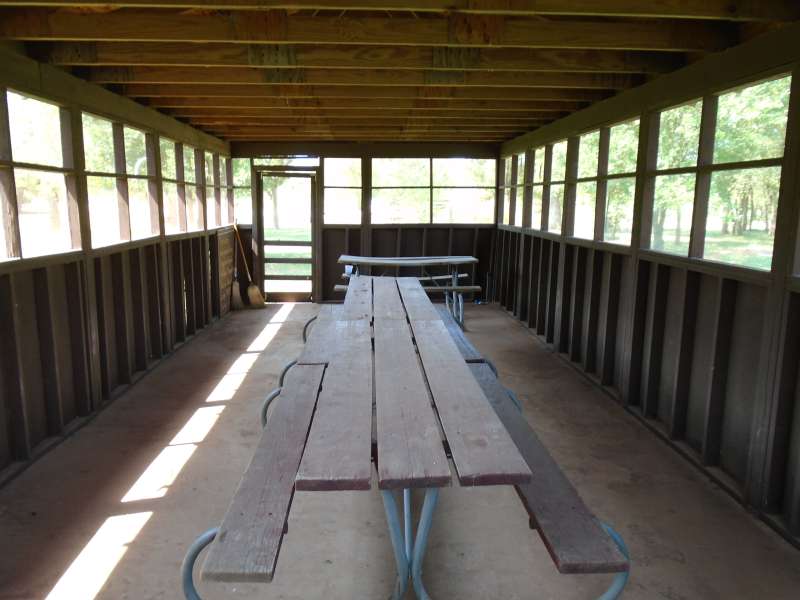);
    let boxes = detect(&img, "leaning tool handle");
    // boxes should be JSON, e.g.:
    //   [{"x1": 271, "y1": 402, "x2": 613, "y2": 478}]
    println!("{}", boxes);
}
[{"x1": 233, "y1": 222, "x2": 254, "y2": 283}]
